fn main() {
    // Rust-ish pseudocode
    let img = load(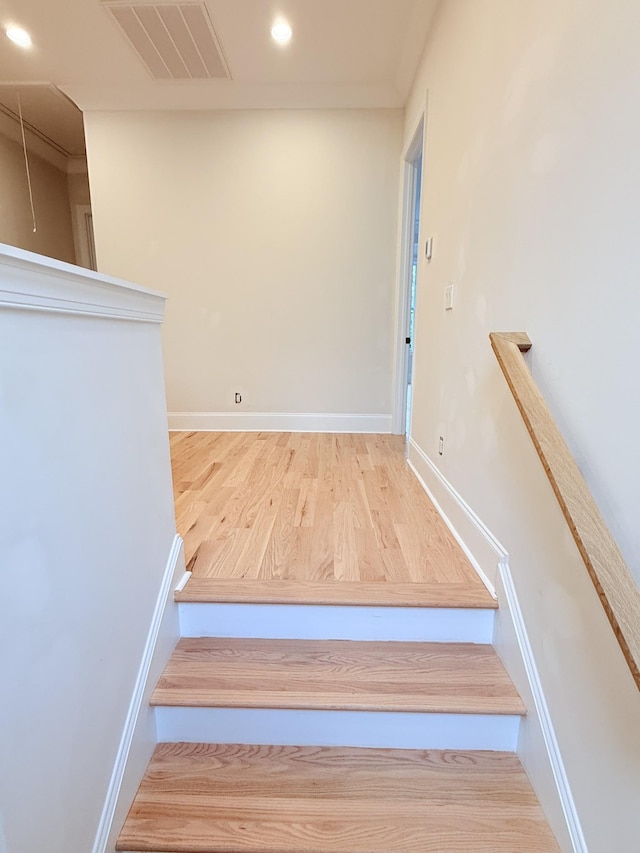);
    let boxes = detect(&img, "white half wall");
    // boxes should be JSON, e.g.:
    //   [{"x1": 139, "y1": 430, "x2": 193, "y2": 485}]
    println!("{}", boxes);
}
[
  {"x1": 0, "y1": 245, "x2": 177, "y2": 853},
  {"x1": 403, "y1": 2, "x2": 640, "y2": 850},
  {"x1": 84, "y1": 109, "x2": 402, "y2": 422}
]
